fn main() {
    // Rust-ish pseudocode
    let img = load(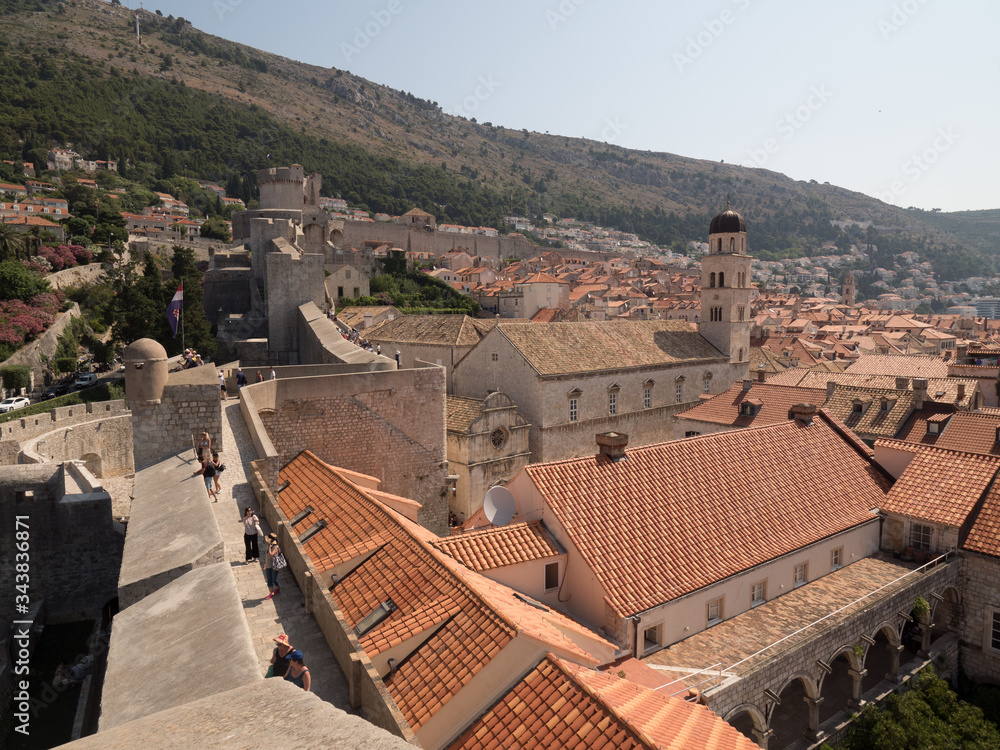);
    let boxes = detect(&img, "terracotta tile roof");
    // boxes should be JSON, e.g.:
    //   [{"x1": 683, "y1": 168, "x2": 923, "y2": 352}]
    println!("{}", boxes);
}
[
  {"x1": 432, "y1": 521, "x2": 563, "y2": 571},
  {"x1": 449, "y1": 654, "x2": 757, "y2": 750},
  {"x1": 678, "y1": 382, "x2": 827, "y2": 428},
  {"x1": 845, "y1": 354, "x2": 949, "y2": 378},
  {"x1": 932, "y1": 411, "x2": 1000, "y2": 455},
  {"x1": 822, "y1": 385, "x2": 914, "y2": 438},
  {"x1": 963, "y1": 483, "x2": 1000, "y2": 558},
  {"x1": 367, "y1": 314, "x2": 495, "y2": 346},
  {"x1": 523, "y1": 271, "x2": 569, "y2": 284},
  {"x1": 766, "y1": 370, "x2": 976, "y2": 408},
  {"x1": 522, "y1": 415, "x2": 889, "y2": 616},
  {"x1": 276, "y1": 451, "x2": 615, "y2": 732},
  {"x1": 335, "y1": 305, "x2": 400, "y2": 329},
  {"x1": 876, "y1": 441, "x2": 1000, "y2": 527},
  {"x1": 496, "y1": 321, "x2": 724, "y2": 377},
  {"x1": 892, "y1": 405, "x2": 956, "y2": 446},
  {"x1": 447, "y1": 395, "x2": 484, "y2": 433}
]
